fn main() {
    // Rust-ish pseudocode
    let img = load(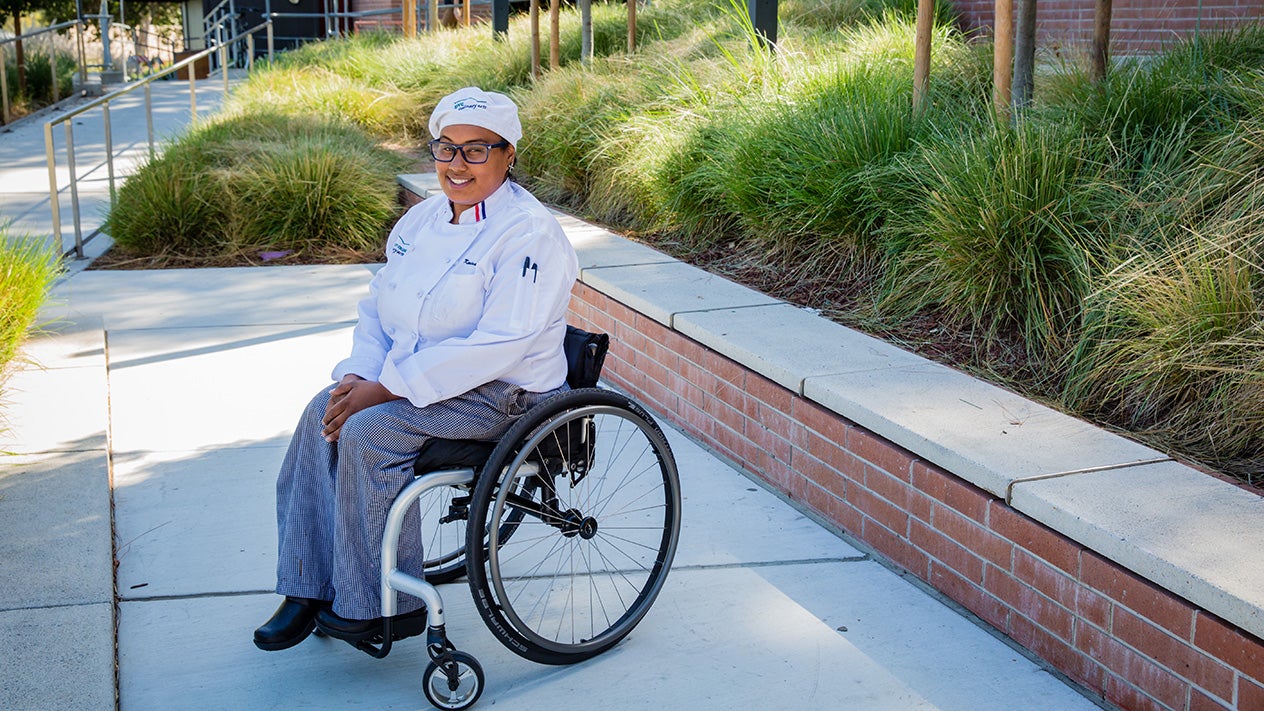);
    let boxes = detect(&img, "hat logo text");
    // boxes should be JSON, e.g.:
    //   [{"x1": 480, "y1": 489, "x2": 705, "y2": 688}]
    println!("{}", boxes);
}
[{"x1": 452, "y1": 97, "x2": 488, "y2": 111}]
